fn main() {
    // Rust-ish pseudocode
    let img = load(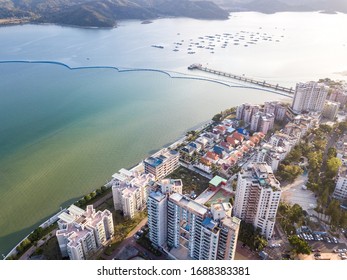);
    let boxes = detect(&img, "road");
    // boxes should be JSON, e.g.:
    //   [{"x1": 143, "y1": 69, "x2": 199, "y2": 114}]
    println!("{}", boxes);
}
[
  {"x1": 321, "y1": 130, "x2": 339, "y2": 172},
  {"x1": 234, "y1": 241, "x2": 260, "y2": 260},
  {"x1": 93, "y1": 191, "x2": 113, "y2": 208}
]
